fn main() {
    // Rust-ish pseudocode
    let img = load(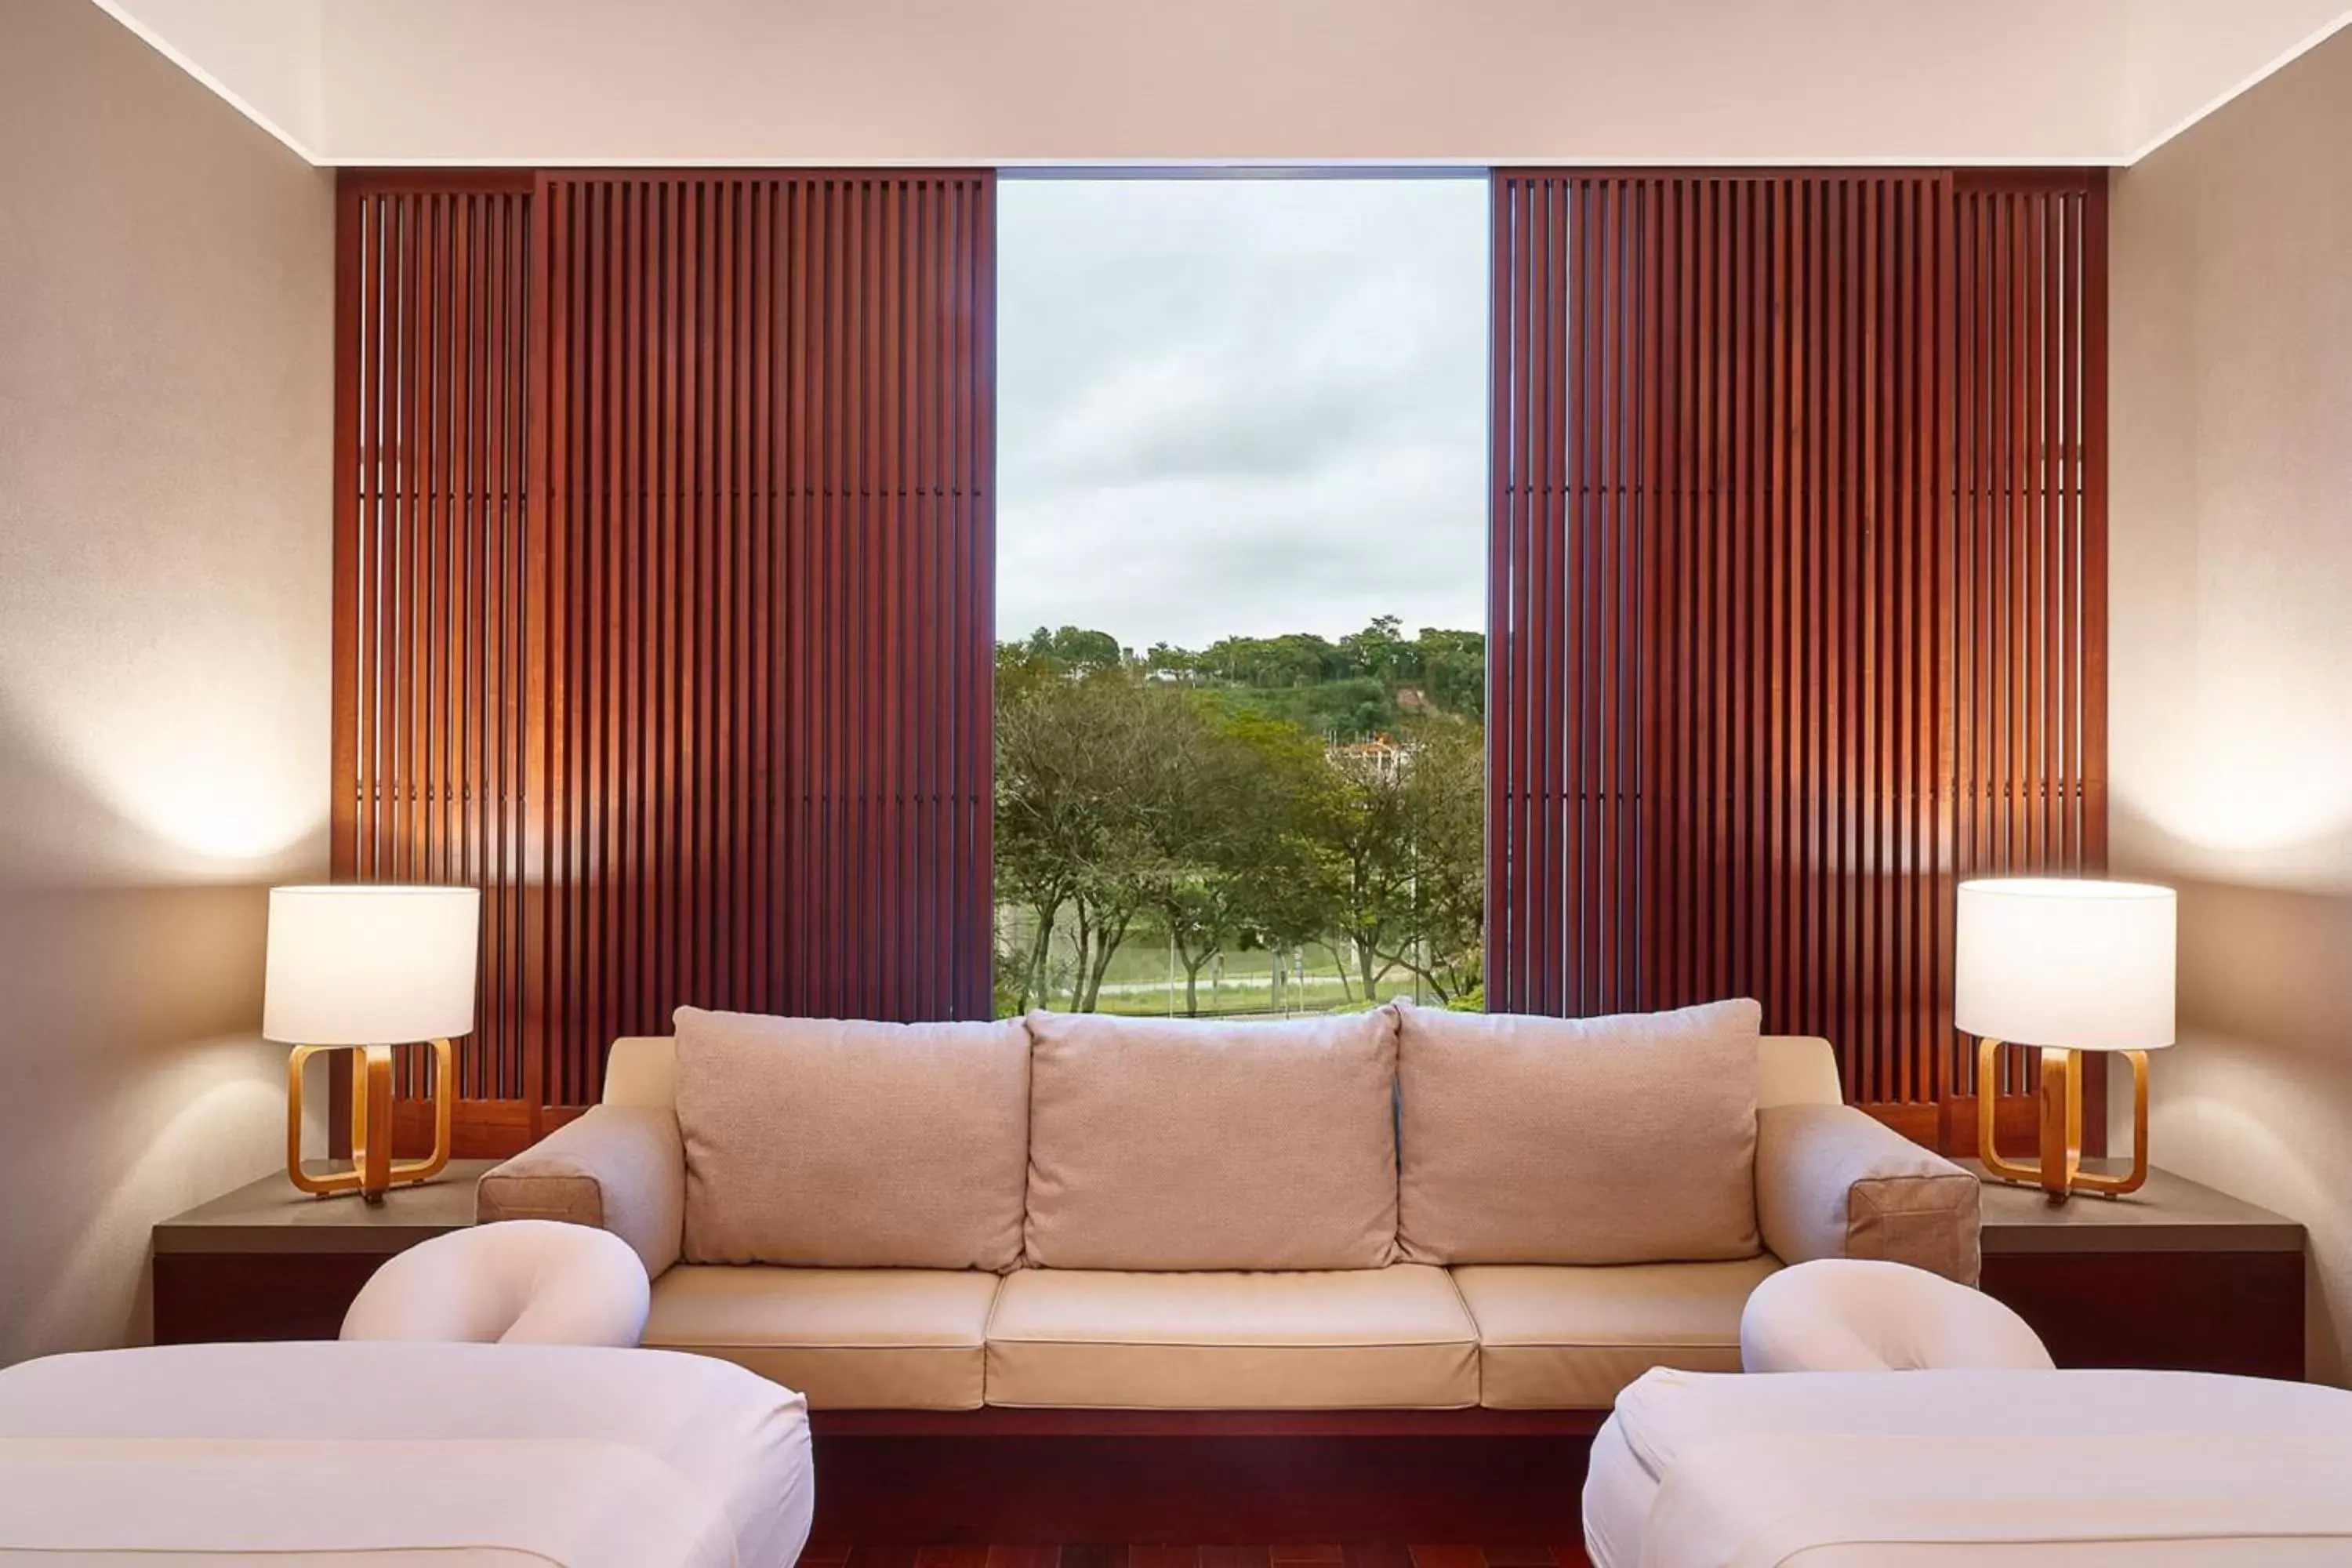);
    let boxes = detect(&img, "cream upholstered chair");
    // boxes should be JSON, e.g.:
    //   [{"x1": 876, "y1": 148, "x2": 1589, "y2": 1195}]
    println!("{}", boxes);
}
[
  {"x1": 1740, "y1": 1258, "x2": 2053, "y2": 1374},
  {"x1": 341, "y1": 1219, "x2": 651, "y2": 1347}
]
